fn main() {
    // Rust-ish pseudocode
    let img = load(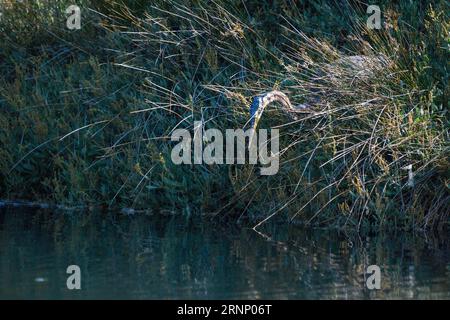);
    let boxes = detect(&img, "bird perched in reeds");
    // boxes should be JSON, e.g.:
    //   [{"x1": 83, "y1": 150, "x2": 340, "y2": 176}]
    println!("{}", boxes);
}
[
  {"x1": 248, "y1": 55, "x2": 389, "y2": 129},
  {"x1": 248, "y1": 90, "x2": 311, "y2": 129}
]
